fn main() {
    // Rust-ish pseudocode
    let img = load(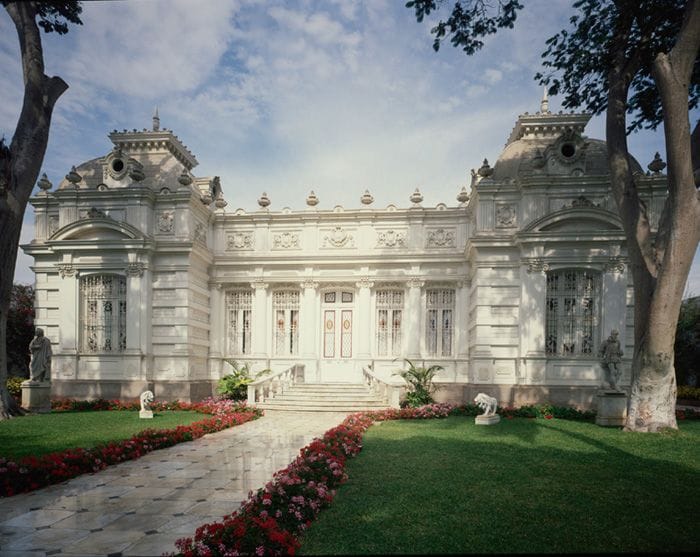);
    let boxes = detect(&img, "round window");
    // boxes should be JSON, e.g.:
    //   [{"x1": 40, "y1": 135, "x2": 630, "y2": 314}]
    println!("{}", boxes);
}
[
  {"x1": 111, "y1": 159, "x2": 125, "y2": 173},
  {"x1": 560, "y1": 143, "x2": 576, "y2": 158}
]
